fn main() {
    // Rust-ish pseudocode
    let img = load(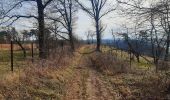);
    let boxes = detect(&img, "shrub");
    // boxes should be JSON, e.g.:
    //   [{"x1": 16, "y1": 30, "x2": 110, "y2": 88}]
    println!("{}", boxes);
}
[{"x1": 84, "y1": 52, "x2": 130, "y2": 75}]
